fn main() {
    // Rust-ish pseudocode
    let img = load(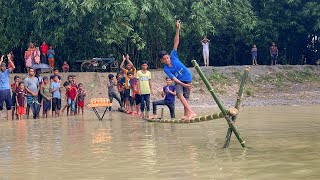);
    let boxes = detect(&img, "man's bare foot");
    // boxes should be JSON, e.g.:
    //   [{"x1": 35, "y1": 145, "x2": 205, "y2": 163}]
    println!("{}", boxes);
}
[
  {"x1": 181, "y1": 116, "x2": 188, "y2": 120},
  {"x1": 149, "y1": 115, "x2": 158, "y2": 119},
  {"x1": 189, "y1": 113, "x2": 197, "y2": 119}
]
